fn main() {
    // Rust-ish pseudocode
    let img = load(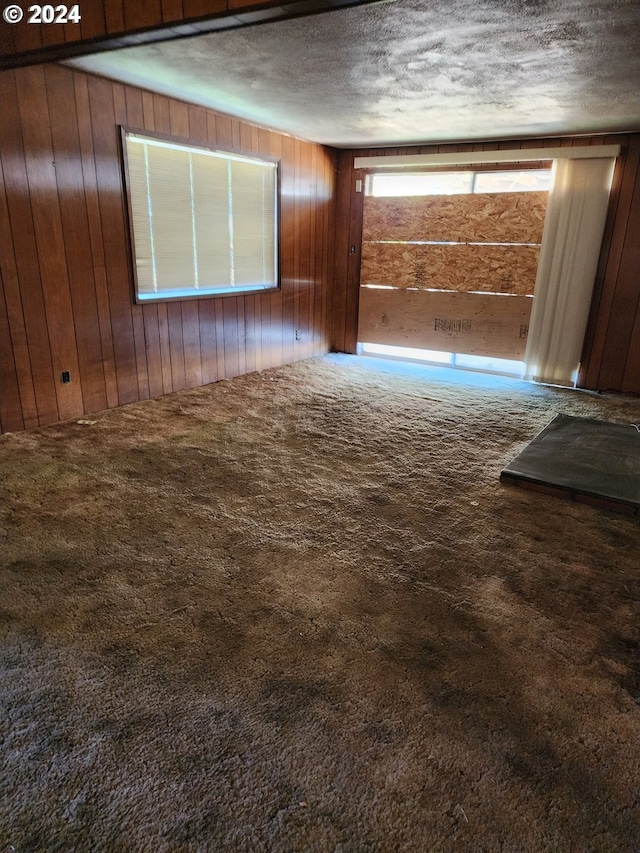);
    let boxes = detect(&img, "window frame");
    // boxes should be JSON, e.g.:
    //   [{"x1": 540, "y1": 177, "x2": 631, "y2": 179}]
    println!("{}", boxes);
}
[
  {"x1": 365, "y1": 165, "x2": 554, "y2": 197},
  {"x1": 120, "y1": 126, "x2": 281, "y2": 304}
]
